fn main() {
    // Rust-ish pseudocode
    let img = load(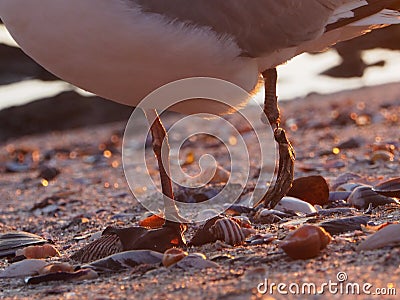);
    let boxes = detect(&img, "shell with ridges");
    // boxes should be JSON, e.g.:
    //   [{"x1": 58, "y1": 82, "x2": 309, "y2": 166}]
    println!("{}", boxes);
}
[{"x1": 209, "y1": 218, "x2": 254, "y2": 246}]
